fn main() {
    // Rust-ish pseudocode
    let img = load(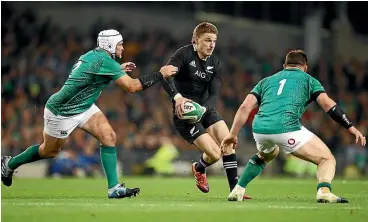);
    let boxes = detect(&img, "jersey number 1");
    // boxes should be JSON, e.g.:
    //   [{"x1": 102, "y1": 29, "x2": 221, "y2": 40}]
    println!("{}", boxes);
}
[
  {"x1": 277, "y1": 79, "x2": 287, "y2": 95},
  {"x1": 69, "y1": 61, "x2": 82, "y2": 78}
]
